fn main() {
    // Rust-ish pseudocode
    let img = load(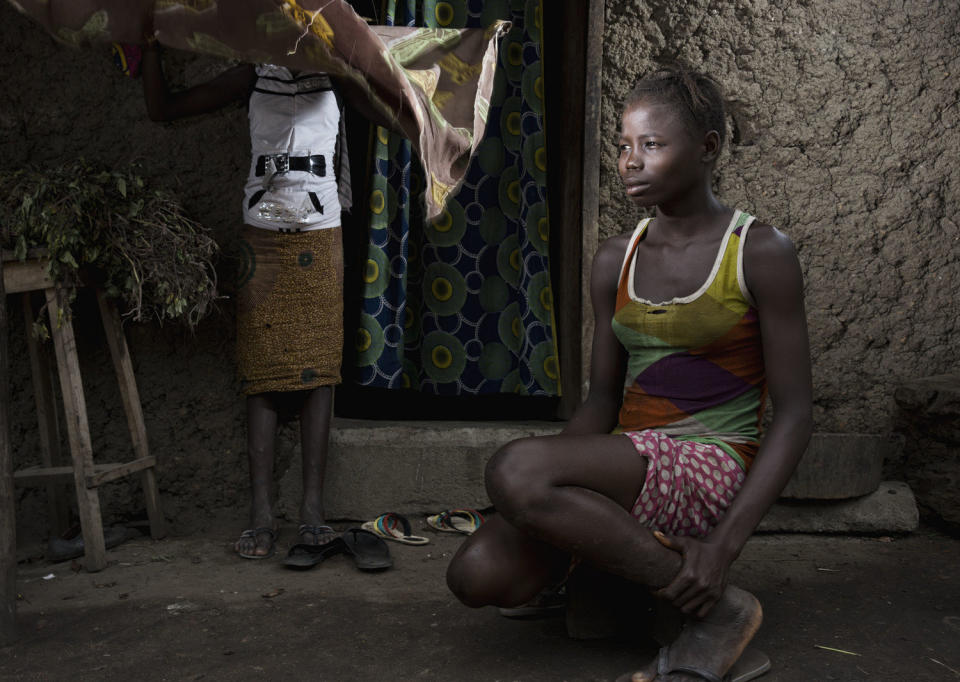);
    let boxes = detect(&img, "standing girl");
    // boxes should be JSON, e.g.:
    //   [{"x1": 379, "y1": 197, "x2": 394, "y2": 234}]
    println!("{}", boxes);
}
[
  {"x1": 446, "y1": 64, "x2": 813, "y2": 681},
  {"x1": 141, "y1": 43, "x2": 363, "y2": 559}
]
